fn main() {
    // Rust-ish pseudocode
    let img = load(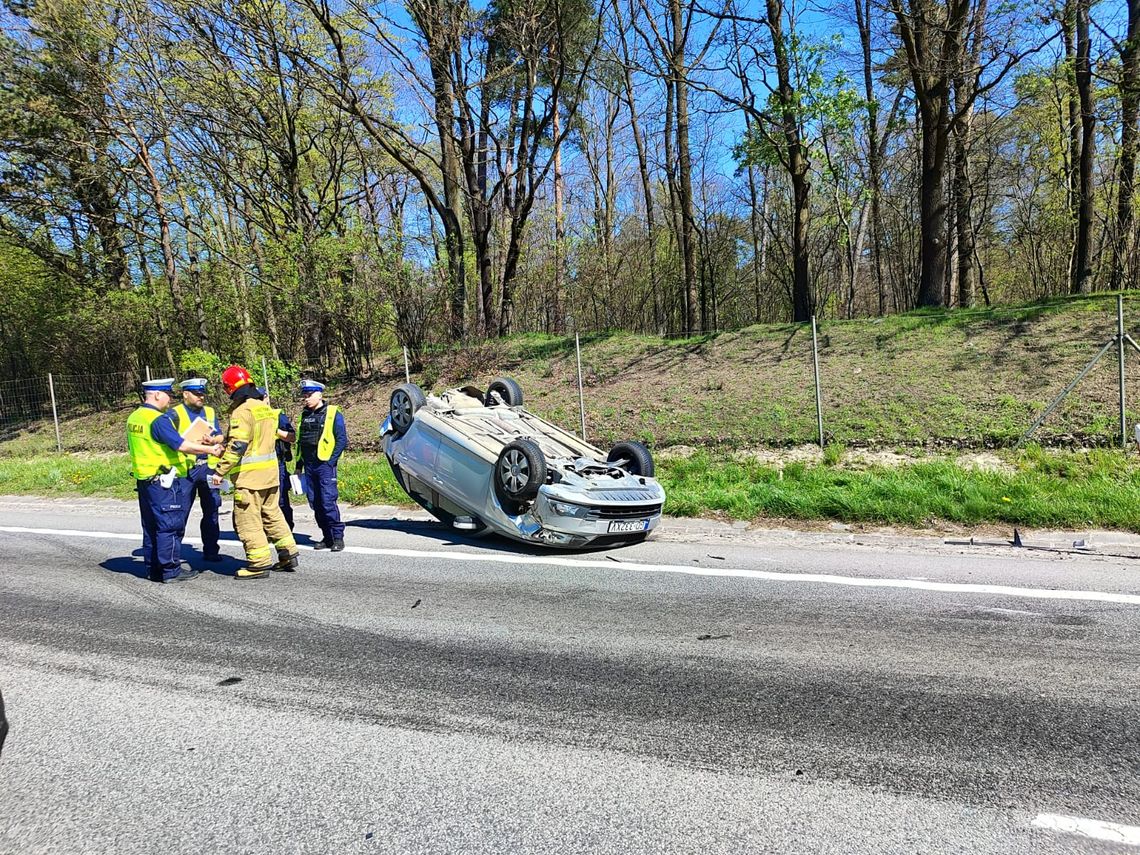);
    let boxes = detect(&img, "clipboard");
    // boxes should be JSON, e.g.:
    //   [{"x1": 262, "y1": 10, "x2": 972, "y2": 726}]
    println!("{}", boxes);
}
[{"x1": 181, "y1": 416, "x2": 217, "y2": 444}]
